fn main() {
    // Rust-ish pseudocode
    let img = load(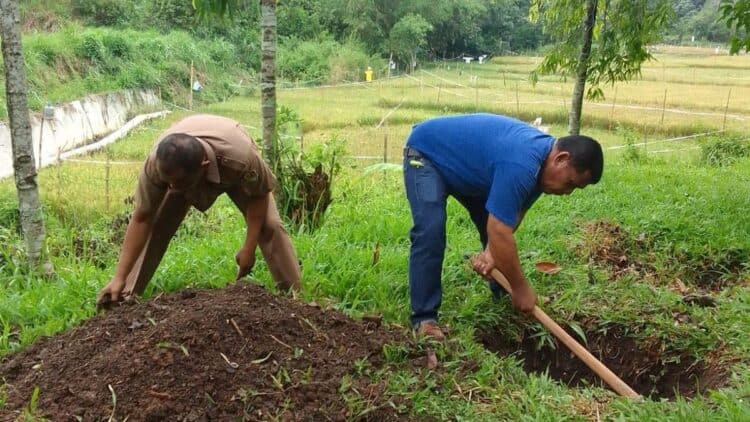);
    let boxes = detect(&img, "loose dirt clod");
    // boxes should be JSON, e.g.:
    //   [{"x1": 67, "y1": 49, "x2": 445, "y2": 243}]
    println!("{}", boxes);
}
[
  {"x1": 478, "y1": 324, "x2": 728, "y2": 400},
  {"x1": 0, "y1": 282, "x2": 410, "y2": 421}
]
